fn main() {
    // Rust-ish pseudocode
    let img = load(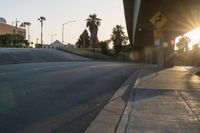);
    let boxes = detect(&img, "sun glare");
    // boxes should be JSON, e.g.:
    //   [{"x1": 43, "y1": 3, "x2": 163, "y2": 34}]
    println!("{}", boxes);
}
[{"x1": 185, "y1": 27, "x2": 200, "y2": 49}]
